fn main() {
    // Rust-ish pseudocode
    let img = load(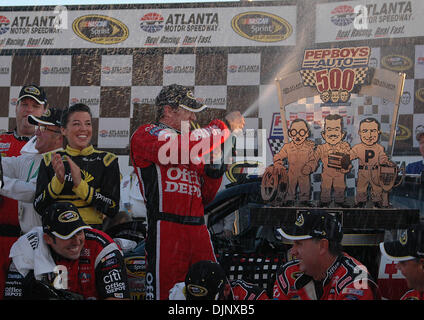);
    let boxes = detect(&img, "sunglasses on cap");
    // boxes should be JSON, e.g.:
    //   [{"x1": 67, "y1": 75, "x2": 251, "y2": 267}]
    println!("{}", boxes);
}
[{"x1": 35, "y1": 125, "x2": 61, "y2": 134}]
